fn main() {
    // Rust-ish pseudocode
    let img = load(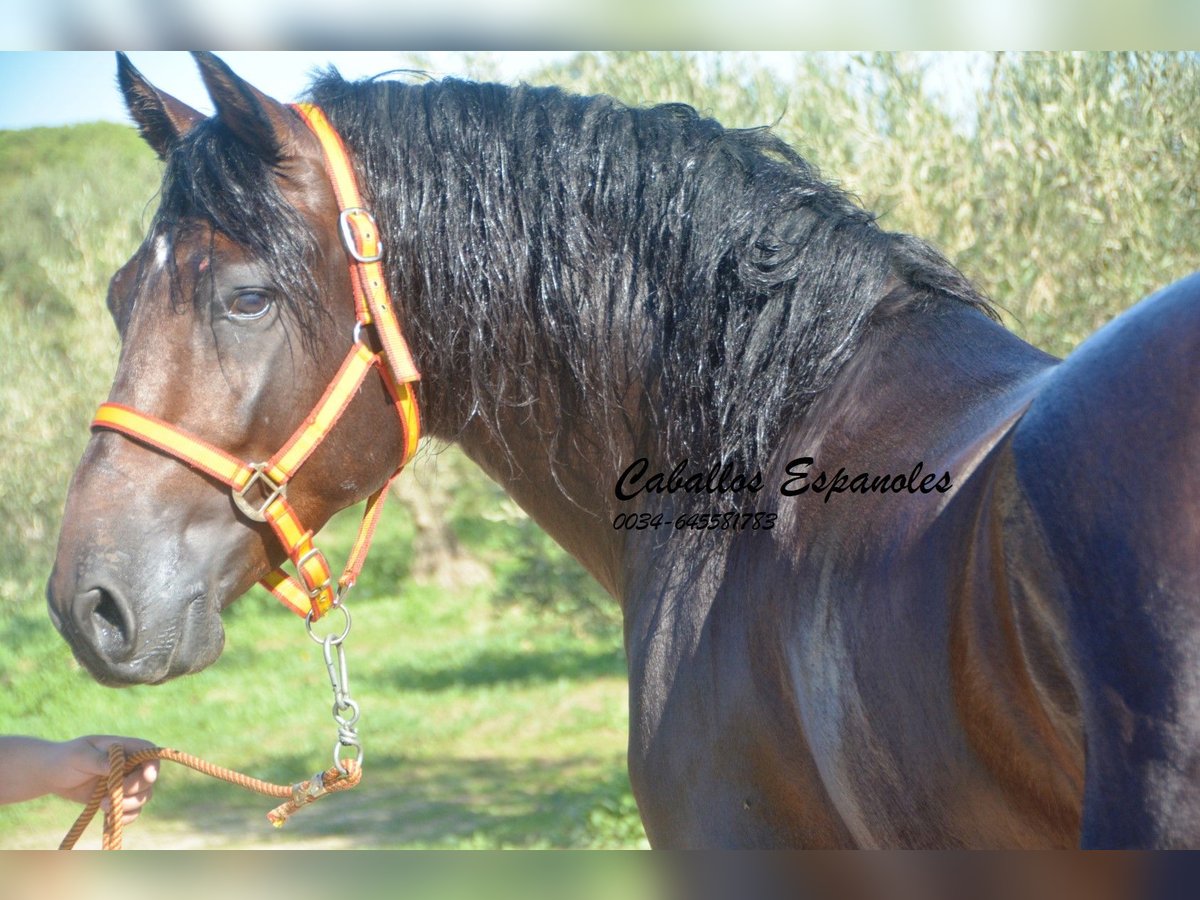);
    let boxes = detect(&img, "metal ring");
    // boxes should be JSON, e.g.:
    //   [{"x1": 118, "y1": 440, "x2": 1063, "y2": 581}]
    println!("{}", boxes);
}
[{"x1": 306, "y1": 603, "x2": 351, "y2": 645}]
